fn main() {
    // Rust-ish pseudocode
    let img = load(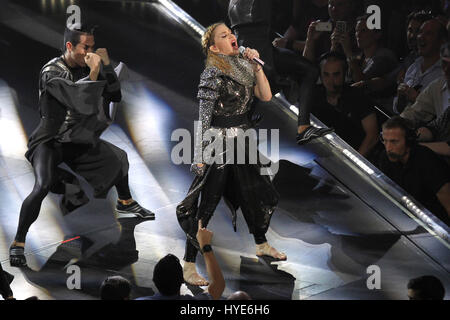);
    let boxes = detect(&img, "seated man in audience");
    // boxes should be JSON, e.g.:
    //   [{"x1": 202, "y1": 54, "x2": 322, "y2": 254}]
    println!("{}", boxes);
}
[
  {"x1": 394, "y1": 19, "x2": 447, "y2": 114},
  {"x1": 378, "y1": 116, "x2": 450, "y2": 225},
  {"x1": 136, "y1": 221, "x2": 225, "y2": 300},
  {"x1": 312, "y1": 52, "x2": 379, "y2": 158},
  {"x1": 401, "y1": 41, "x2": 450, "y2": 127},
  {"x1": 417, "y1": 107, "x2": 450, "y2": 159},
  {"x1": 100, "y1": 275, "x2": 131, "y2": 300},
  {"x1": 407, "y1": 275, "x2": 446, "y2": 300}
]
